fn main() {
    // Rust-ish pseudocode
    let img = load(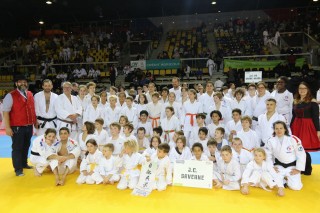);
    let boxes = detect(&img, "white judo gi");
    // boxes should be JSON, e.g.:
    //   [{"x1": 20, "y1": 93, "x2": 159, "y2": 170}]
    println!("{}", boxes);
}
[
  {"x1": 91, "y1": 155, "x2": 120, "y2": 184},
  {"x1": 106, "y1": 136, "x2": 126, "y2": 156},
  {"x1": 207, "y1": 122, "x2": 225, "y2": 139},
  {"x1": 146, "y1": 102, "x2": 162, "y2": 128},
  {"x1": 160, "y1": 102, "x2": 182, "y2": 121},
  {"x1": 256, "y1": 112, "x2": 286, "y2": 146},
  {"x1": 169, "y1": 147, "x2": 192, "y2": 163},
  {"x1": 30, "y1": 135, "x2": 60, "y2": 174},
  {"x1": 78, "y1": 133, "x2": 98, "y2": 159},
  {"x1": 137, "y1": 121, "x2": 153, "y2": 139},
  {"x1": 225, "y1": 120, "x2": 242, "y2": 139},
  {"x1": 213, "y1": 158, "x2": 241, "y2": 190},
  {"x1": 94, "y1": 129, "x2": 109, "y2": 150},
  {"x1": 54, "y1": 93, "x2": 82, "y2": 139},
  {"x1": 83, "y1": 104, "x2": 103, "y2": 123},
  {"x1": 120, "y1": 106, "x2": 138, "y2": 129},
  {"x1": 54, "y1": 138, "x2": 81, "y2": 174},
  {"x1": 241, "y1": 160, "x2": 284, "y2": 190},
  {"x1": 181, "y1": 100, "x2": 203, "y2": 139},
  {"x1": 142, "y1": 147, "x2": 157, "y2": 157},
  {"x1": 251, "y1": 93, "x2": 271, "y2": 129},
  {"x1": 34, "y1": 91, "x2": 58, "y2": 136},
  {"x1": 150, "y1": 154, "x2": 173, "y2": 191},
  {"x1": 232, "y1": 148, "x2": 253, "y2": 174},
  {"x1": 160, "y1": 115, "x2": 181, "y2": 143},
  {"x1": 230, "y1": 98, "x2": 252, "y2": 117},
  {"x1": 236, "y1": 129, "x2": 260, "y2": 151},
  {"x1": 270, "y1": 90, "x2": 293, "y2": 125},
  {"x1": 103, "y1": 106, "x2": 121, "y2": 129},
  {"x1": 265, "y1": 135, "x2": 306, "y2": 190},
  {"x1": 76, "y1": 149, "x2": 103, "y2": 184},
  {"x1": 117, "y1": 152, "x2": 146, "y2": 190}
]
